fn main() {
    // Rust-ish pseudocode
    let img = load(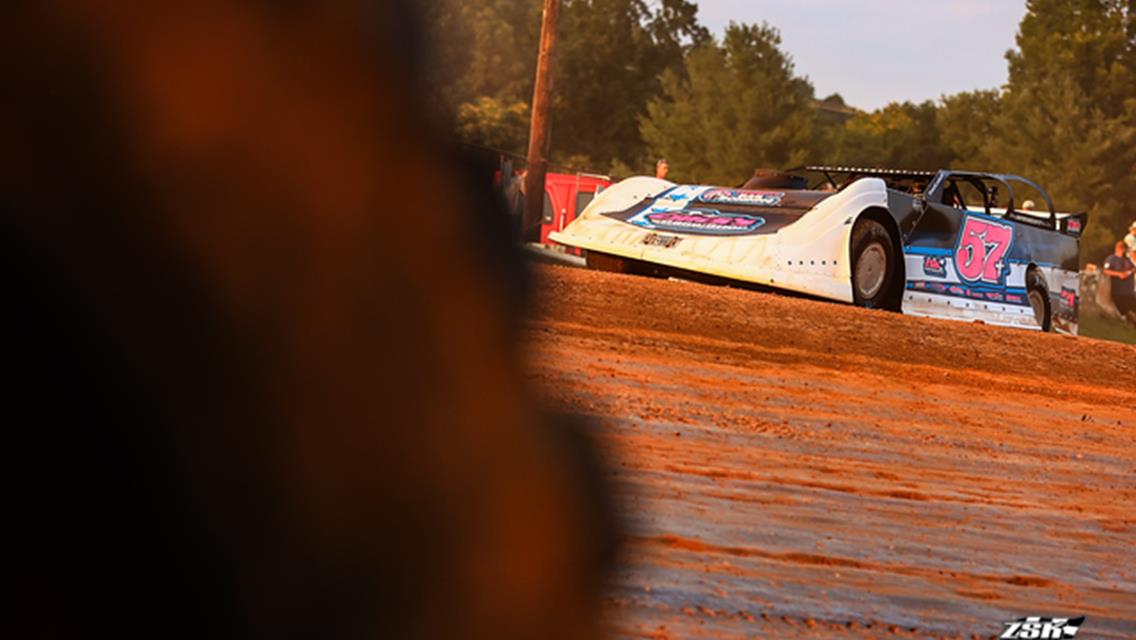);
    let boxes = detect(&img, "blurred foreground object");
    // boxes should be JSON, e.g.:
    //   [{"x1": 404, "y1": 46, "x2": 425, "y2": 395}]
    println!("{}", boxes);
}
[{"x1": 4, "y1": 1, "x2": 613, "y2": 638}]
